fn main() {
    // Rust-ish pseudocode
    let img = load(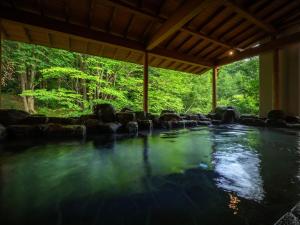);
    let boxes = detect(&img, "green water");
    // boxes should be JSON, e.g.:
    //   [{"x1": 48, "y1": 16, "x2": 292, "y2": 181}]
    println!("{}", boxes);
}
[{"x1": 0, "y1": 125, "x2": 300, "y2": 225}]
